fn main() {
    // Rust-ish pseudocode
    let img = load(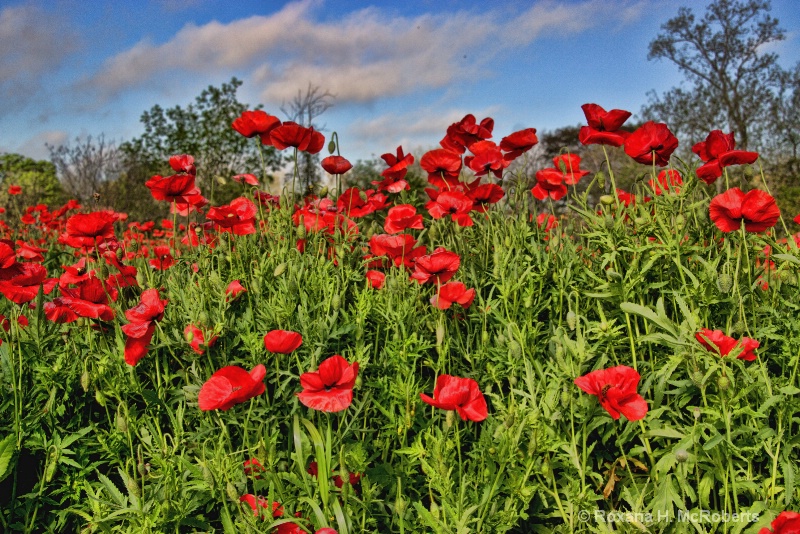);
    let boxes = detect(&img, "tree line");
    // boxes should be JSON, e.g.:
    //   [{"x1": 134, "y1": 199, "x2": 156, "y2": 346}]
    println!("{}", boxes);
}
[{"x1": 0, "y1": 0, "x2": 798, "y2": 221}]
